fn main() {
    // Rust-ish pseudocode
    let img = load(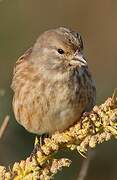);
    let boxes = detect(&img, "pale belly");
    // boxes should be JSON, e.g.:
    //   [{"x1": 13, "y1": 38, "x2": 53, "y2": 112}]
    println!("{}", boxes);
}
[
  {"x1": 19, "y1": 90, "x2": 86, "y2": 134},
  {"x1": 13, "y1": 69, "x2": 95, "y2": 134}
]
